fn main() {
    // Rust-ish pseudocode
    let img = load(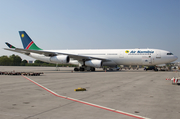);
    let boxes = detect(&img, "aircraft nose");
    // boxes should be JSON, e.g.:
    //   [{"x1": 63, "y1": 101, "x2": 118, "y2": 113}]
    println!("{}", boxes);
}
[{"x1": 174, "y1": 56, "x2": 178, "y2": 61}]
